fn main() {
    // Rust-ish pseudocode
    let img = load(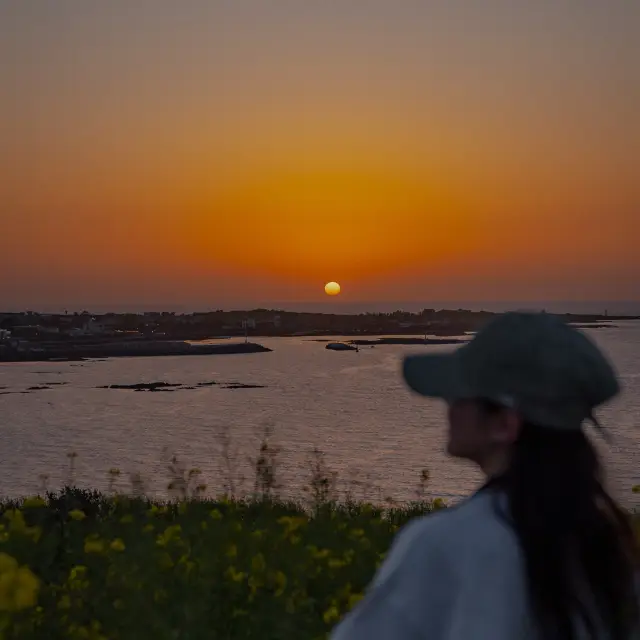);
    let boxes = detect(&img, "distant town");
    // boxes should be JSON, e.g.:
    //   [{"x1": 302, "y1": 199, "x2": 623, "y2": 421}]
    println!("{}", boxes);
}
[{"x1": 0, "y1": 308, "x2": 636, "y2": 362}]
